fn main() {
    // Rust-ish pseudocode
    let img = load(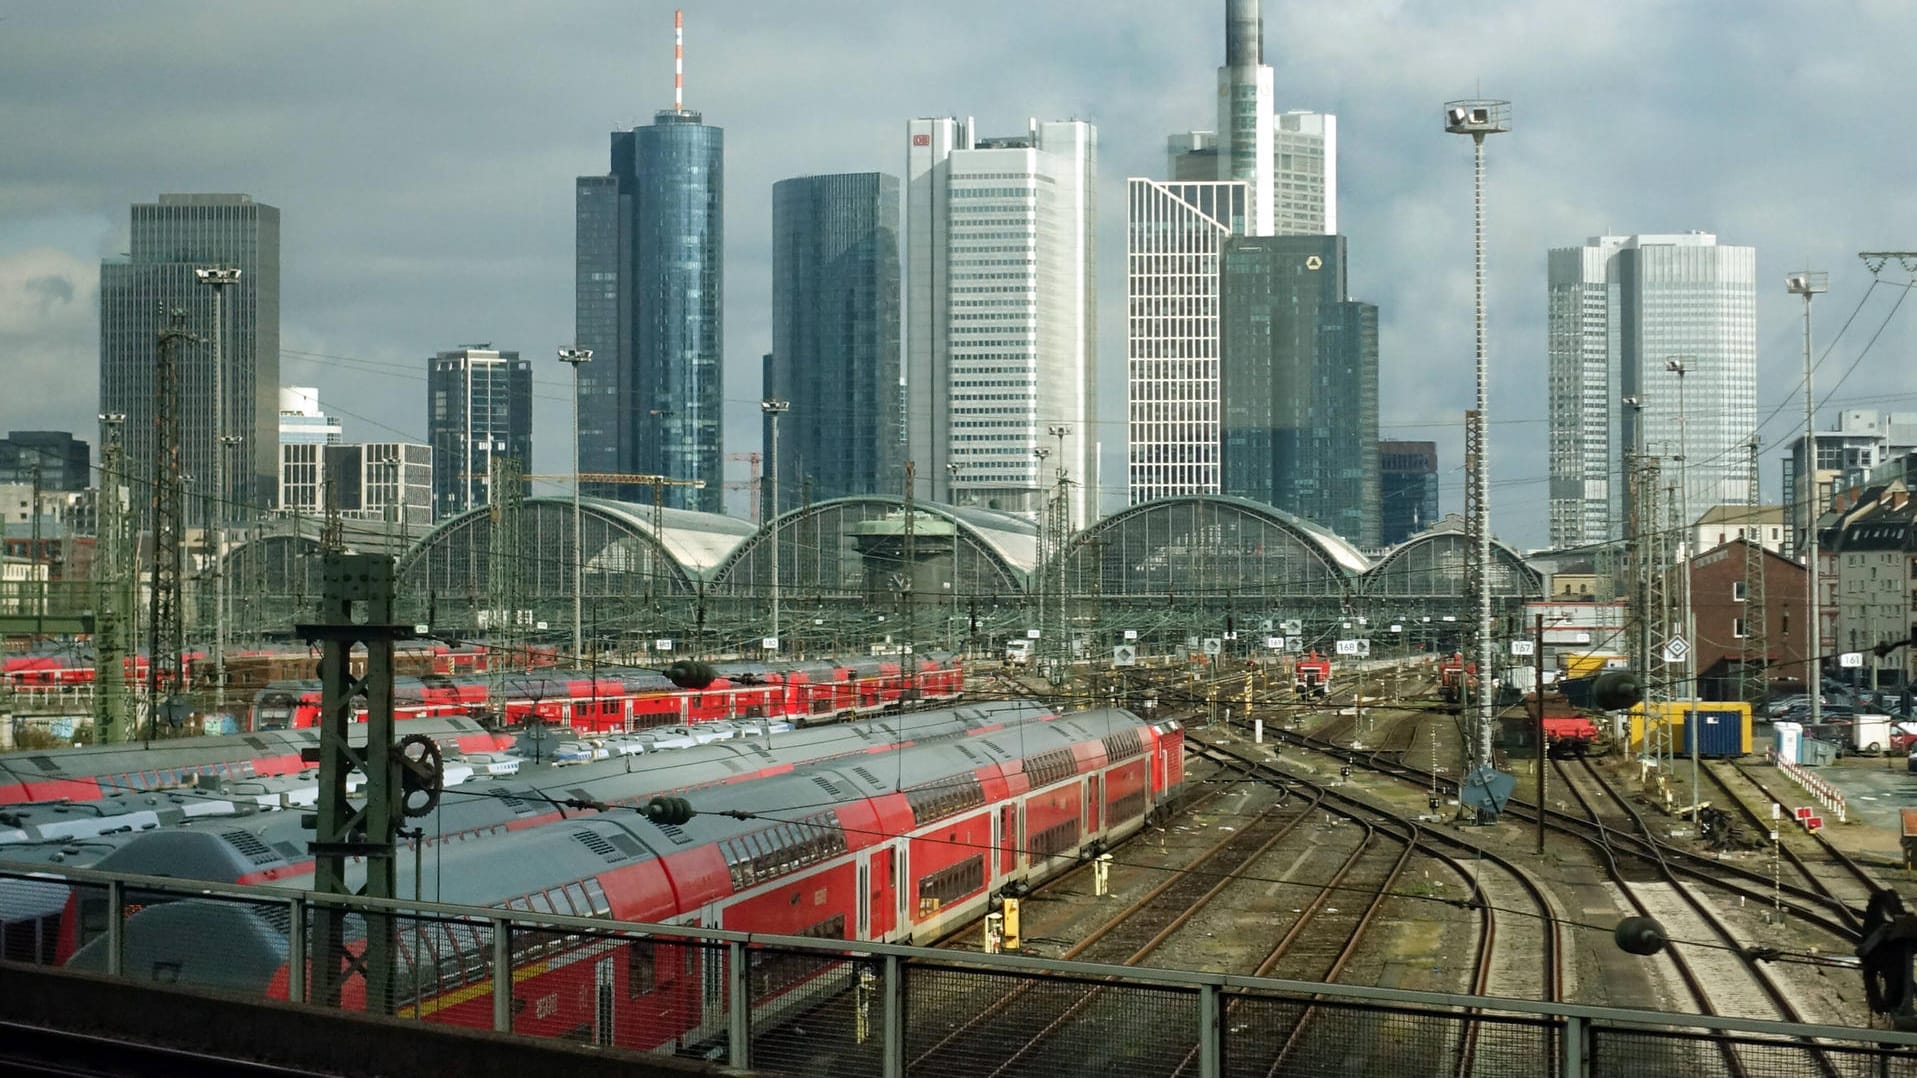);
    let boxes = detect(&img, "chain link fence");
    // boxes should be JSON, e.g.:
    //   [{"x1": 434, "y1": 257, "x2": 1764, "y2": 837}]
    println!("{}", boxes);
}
[{"x1": 2, "y1": 866, "x2": 1913, "y2": 1077}]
